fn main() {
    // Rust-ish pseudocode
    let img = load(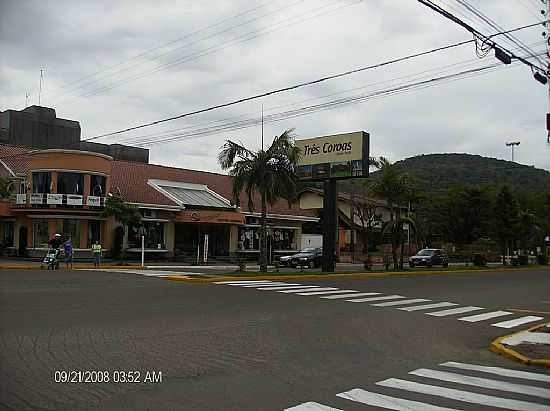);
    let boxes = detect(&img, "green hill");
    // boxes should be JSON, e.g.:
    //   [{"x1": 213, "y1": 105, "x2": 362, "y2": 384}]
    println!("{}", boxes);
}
[{"x1": 375, "y1": 153, "x2": 550, "y2": 194}]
